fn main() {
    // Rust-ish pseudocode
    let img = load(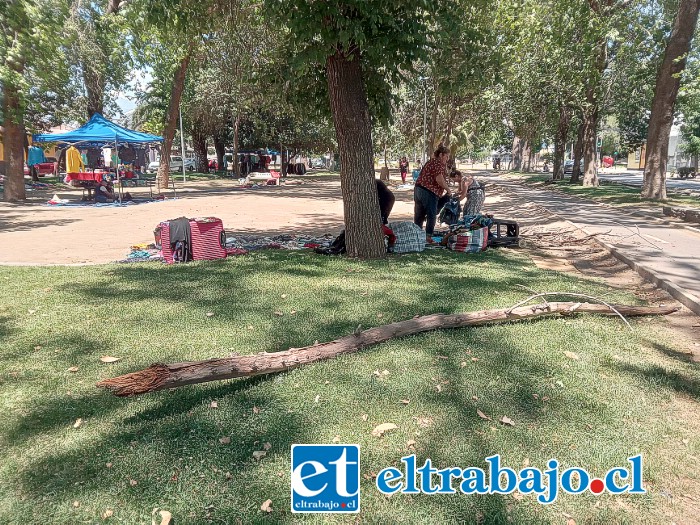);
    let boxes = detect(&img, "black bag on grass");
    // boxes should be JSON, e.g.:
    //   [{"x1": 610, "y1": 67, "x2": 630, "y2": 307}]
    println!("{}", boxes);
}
[{"x1": 315, "y1": 231, "x2": 346, "y2": 256}]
